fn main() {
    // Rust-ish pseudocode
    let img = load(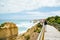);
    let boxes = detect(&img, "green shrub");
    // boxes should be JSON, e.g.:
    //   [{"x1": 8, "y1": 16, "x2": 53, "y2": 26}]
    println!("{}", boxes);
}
[
  {"x1": 34, "y1": 28, "x2": 41, "y2": 33},
  {"x1": 46, "y1": 16, "x2": 60, "y2": 31},
  {"x1": 25, "y1": 35, "x2": 30, "y2": 40},
  {"x1": 0, "y1": 23, "x2": 7, "y2": 27},
  {"x1": 37, "y1": 23, "x2": 42, "y2": 28}
]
